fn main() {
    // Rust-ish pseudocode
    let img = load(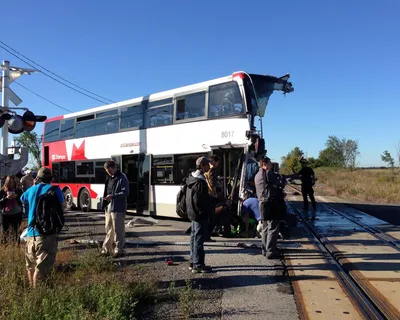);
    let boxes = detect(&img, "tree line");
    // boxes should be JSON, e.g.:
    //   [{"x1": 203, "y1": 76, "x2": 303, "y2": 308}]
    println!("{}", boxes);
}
[
  {"x1": 281, "y1": 135, "x2": 399, "y2": 174},
  {"x1": 280, "y1": 135, "x2": 360, "y2": 174}
]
